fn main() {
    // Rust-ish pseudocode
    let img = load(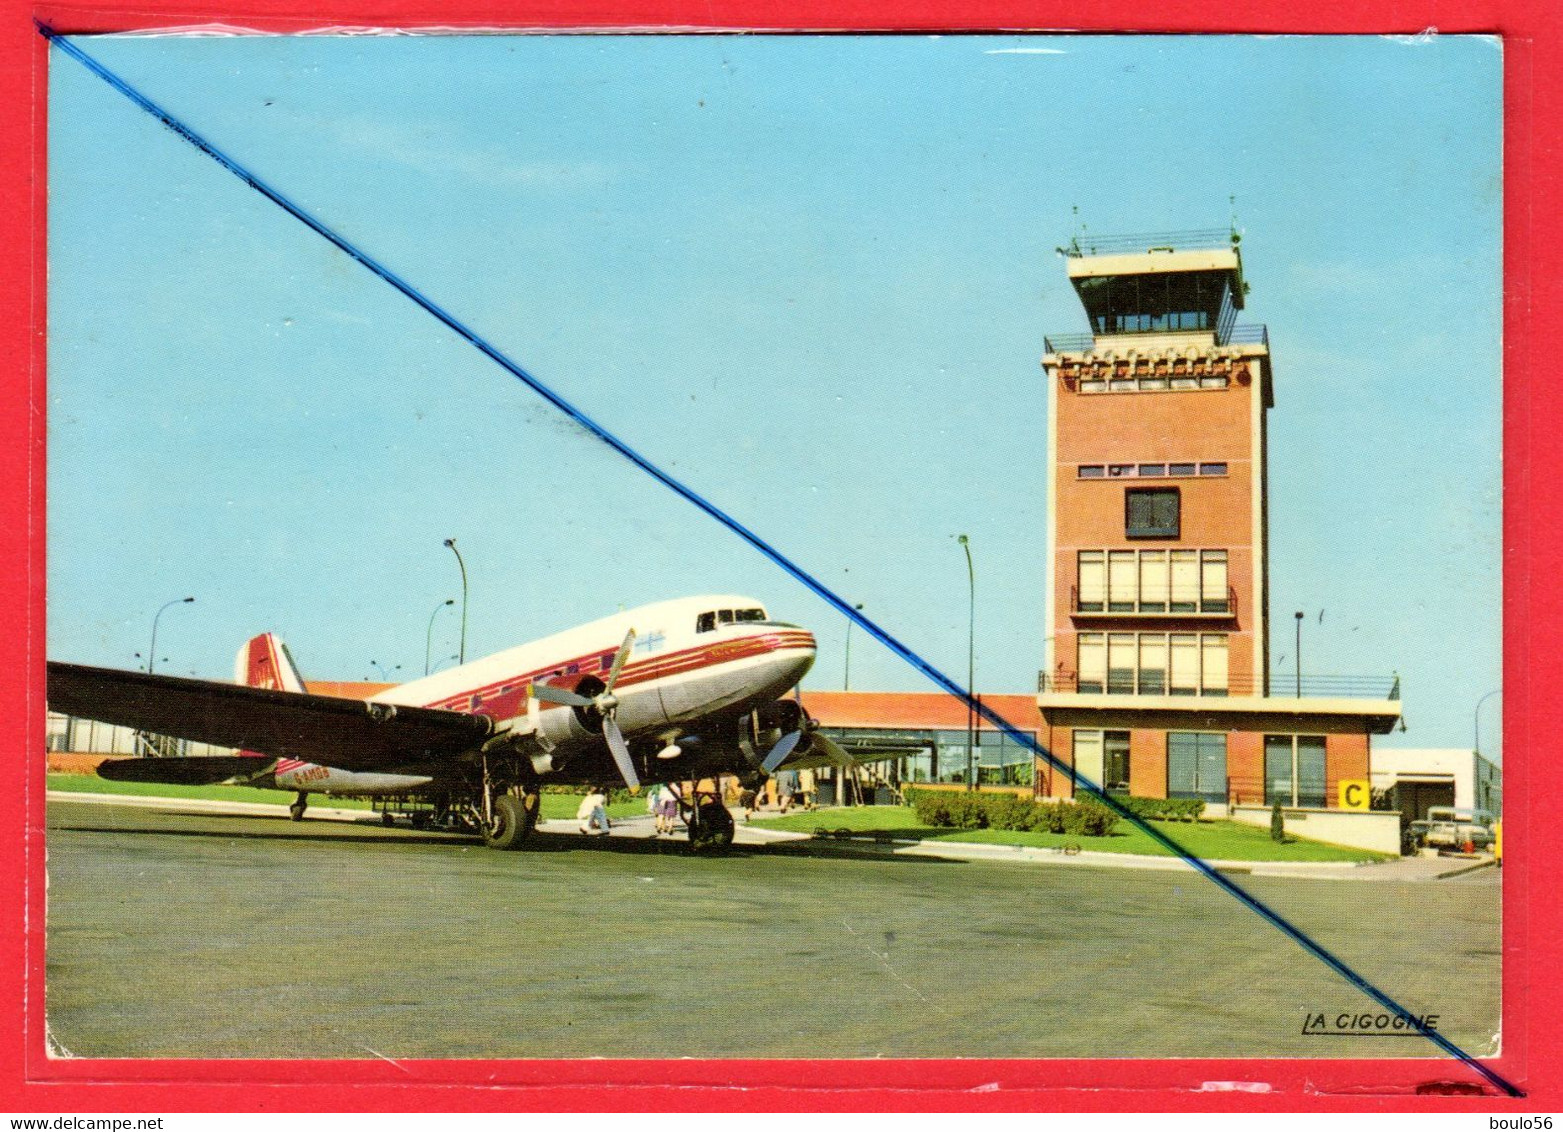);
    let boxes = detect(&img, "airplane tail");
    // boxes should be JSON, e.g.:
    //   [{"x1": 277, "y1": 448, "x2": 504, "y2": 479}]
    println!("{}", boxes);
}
[{"x1": 235, "y1": 632, "x2": 306, "y2": 693}]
